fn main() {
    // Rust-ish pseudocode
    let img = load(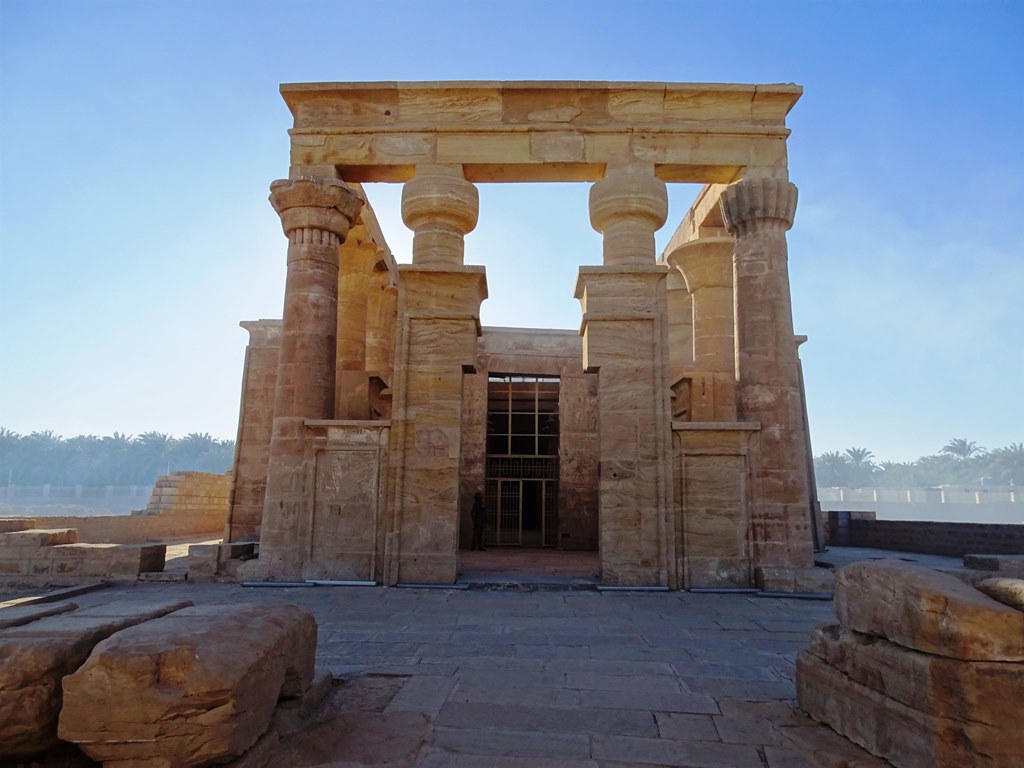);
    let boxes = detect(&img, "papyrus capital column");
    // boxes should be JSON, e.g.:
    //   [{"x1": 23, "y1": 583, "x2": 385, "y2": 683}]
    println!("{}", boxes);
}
[
  {"x1": 719, "y1": 176, "x2": 813, "y2": 573},
  {"x1": 589, "y1": 166, "x2": 668, "y2": 267},
  {"x1": 401, "y1": 164, "x2": 478, "y2": 266},
  {"x1": 254, "y1": 177, "x2": 363, "y2": 580},
  {"x1": 720, "y1": 177, "x2": 797, "y2": 239},
  {"x1": 267, "y1": 177, "x2": 363, "y2": 421}
]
